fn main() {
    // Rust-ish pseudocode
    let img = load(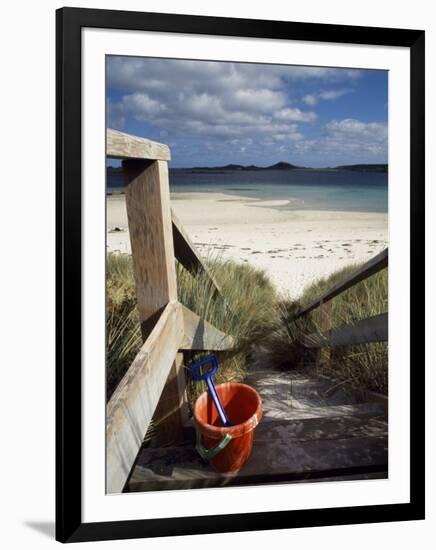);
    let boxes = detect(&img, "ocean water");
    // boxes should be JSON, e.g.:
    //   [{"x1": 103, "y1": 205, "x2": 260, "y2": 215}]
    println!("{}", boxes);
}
[{"x1": 107, "y1": 168, "x2": 388, "y2": 213}]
